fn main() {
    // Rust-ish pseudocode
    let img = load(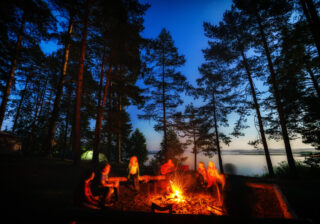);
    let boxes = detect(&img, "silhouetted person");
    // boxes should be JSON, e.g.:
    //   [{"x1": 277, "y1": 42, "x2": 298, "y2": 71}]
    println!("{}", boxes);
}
[
  {"x1": 92, "y1": 163, "x2": 119, "y2": 206},
  {"x1": 74, "y1": 169, "x2": 100, "y2": 209},
  {"x1": 196, "y1": 161, "x2": 207, "y2": 189}
]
